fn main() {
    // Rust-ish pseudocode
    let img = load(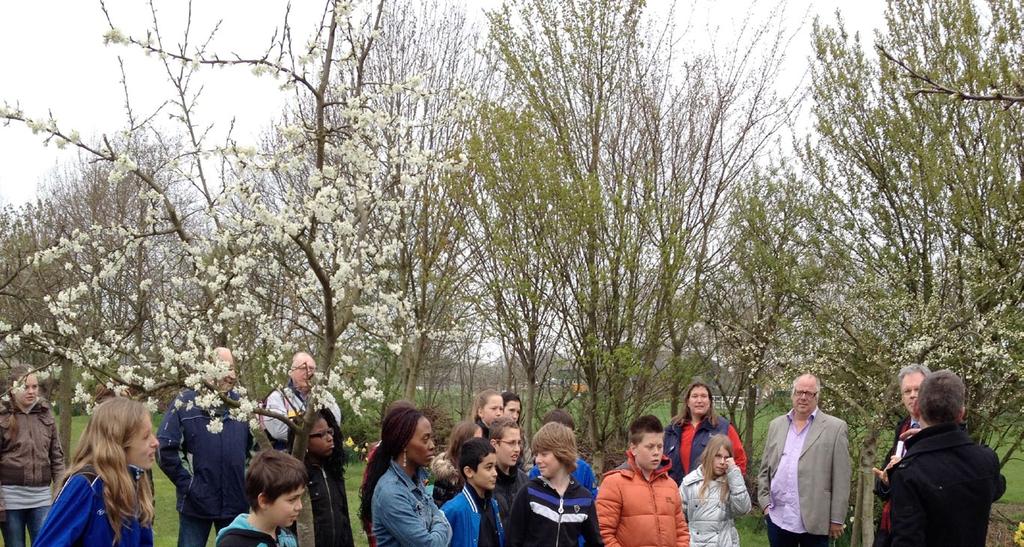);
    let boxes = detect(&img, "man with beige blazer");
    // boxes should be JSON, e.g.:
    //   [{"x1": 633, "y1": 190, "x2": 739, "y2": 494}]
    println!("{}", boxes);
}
[{"x1": 757, "y1": 374, "x2": 851, "y2": 546}]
